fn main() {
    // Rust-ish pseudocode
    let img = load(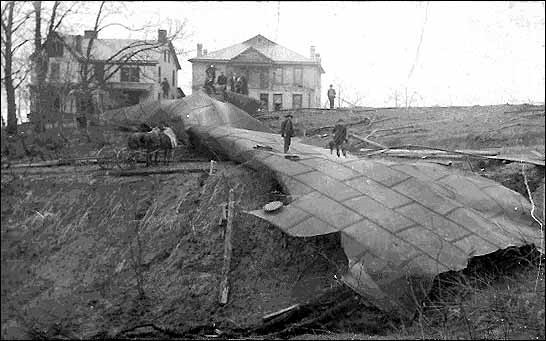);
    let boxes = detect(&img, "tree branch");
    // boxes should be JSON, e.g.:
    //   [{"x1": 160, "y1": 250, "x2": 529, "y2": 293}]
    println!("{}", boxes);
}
[
  {"x1": 10, "y1": 38, "x2": 28, "y2": 54},
  {"x1": 51, "y1": 1, "x2": 78, "y2": 32},
  {"x1": 13, "y1": 68, "x2": 30, "y2": 89},
  {"x1": 46, "y1": 0, "x2": 59, "y2": 36}
]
